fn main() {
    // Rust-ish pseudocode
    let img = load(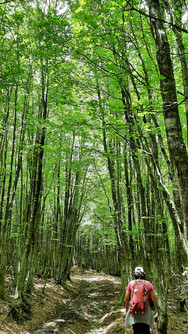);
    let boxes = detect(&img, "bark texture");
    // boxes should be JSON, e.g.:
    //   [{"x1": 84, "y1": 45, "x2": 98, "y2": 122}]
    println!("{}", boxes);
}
[{"x1": 148, "y1": 0, "x2": 188, "y2": 241}]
